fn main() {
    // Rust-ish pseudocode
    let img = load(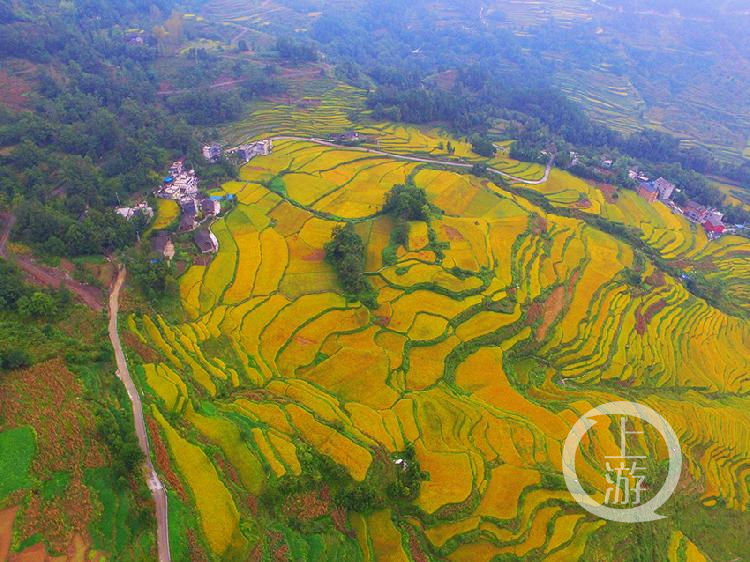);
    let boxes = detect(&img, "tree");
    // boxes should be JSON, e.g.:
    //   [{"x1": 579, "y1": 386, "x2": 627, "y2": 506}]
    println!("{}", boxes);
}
[
  {"x1": 0, "y1": 348, "x2": 31, "y2": 370},
  {"x1": 471, "y1": 162, "x2": 488, "y2": 176},
  {"x1": 383, "y1": 182, "x2": 430, "y2": 221},
  {"x1": 471, "y1": 135, "x2": 496, "y2": 158},
  {"x1": 276, "y1": 37, "x2": 317, "y2": 64},
  {"x1": 0, "y1": 259, "x2": 26, "y2": 310},
  {"x1": 237, "y1": 39, "x2": 248, "y2": 52},
  {"x1": 324, "y1": 223, "x2": 376, "y2": 308},
  {"x1": 17, "y1": 291, "x2": 56, "y2": 319}
]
